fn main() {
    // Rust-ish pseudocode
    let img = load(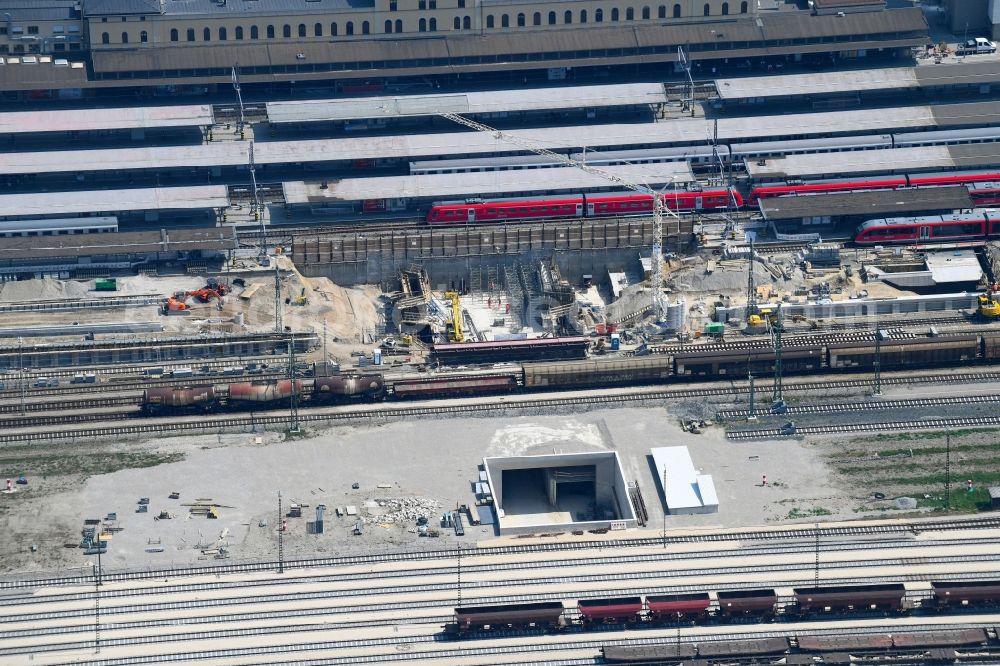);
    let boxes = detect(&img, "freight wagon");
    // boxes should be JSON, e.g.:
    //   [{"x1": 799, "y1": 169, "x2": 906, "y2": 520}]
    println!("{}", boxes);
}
[{"x1": 522, "y1": 356, "x2": 673, "y2": 389}]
